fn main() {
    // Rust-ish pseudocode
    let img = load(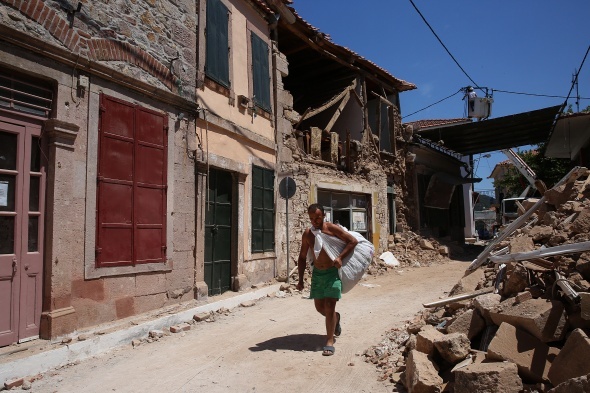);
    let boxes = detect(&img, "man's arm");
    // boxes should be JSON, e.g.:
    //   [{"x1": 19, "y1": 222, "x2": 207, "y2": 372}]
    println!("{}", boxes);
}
[
  {"x1": 296, "y1": 230, "x2": 310, "y2": 291},
  {"x1": 327, "y1": 223, "x2": 358, "y2": 268}
]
